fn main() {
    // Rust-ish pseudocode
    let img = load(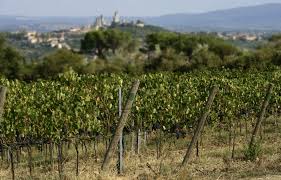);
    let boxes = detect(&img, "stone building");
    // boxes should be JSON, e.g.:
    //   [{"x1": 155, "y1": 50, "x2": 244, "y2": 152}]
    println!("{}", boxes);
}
[
  {"x1": 112, "y1": 11, "x2": 120, "y2": 24},
  {"x1": 93, "y1": 15, "x2": 106, "y2": 30}
]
